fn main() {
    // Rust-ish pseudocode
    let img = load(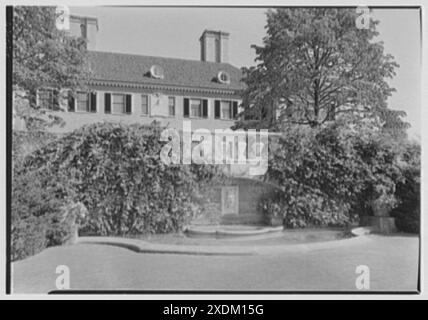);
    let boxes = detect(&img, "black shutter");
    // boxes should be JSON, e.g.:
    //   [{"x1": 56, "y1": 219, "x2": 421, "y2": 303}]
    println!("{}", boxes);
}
[
  {"x1": 125, "y1": 94, "x2": 132, "y2": 114},
  {"x1": 214, "y1": 100, "x2": 221, "y2": 119},
  {"x1": 232, "y1": 101, "x2": 238, "y2": 119},
  {"x1": 104, "y1": 93, "x2": 111, "y2": 114},
  {"x1": 90, "y1": 92, "x2": 97, "y2": 113},
  {"x1": 68, "y1": 91, "x2": 75, "y2": 112},
  {"x1": 202, "y1": 99, "x2": 208, "y2": 118},
  {"x1": 183, "y1": 98, "x2": 189, "y2": 117}
]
